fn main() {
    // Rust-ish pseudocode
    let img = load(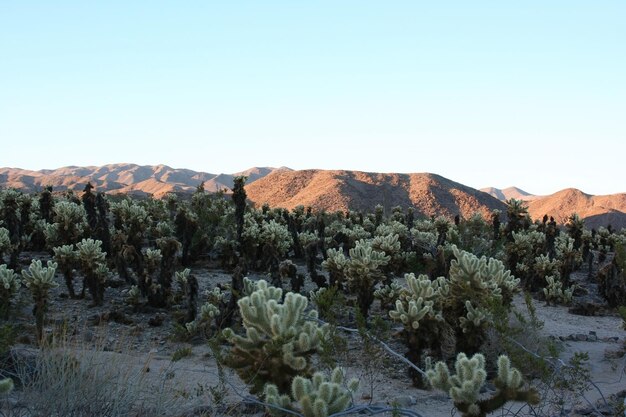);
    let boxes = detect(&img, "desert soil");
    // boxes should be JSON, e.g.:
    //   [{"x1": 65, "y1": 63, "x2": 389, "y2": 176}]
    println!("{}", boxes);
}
[{"x1": 4, "y1": 253, "x2": 626, "y2": 417}]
